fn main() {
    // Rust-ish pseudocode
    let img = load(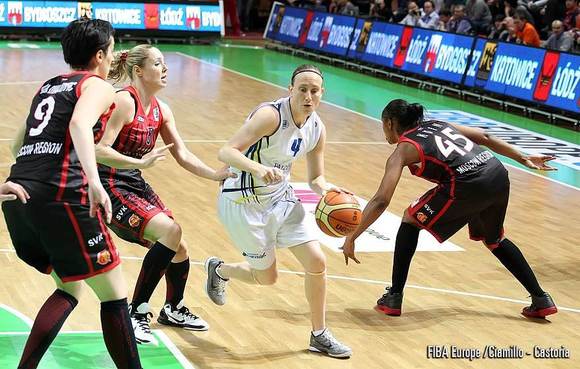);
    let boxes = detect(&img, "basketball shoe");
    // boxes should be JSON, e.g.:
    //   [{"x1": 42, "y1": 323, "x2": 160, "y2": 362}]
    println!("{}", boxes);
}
[
  {"x1": 522, "y1": 292, "x2": 558, "y2": 318},
  {"x1": 309, "y1": 329, "x2": 352, "y2": 358},
  {"x1": 205, "y1": 256, "x2": 228, "y2": 305},
  {"x1": 374, "y1": 287, "x2": 403, "y2": 316},
  {"x1": 158, "y1": 300, "x2": 209, "y2": 331},
  {"x1": 129, "y1": 302, "x2": 158, "y2": 345}
]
